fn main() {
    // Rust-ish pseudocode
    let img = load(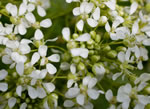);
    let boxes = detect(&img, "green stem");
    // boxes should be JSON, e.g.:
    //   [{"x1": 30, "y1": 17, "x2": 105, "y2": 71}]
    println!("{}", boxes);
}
[{"x1": 48, "y1": 45, "x2": 66, "y2": 52}]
